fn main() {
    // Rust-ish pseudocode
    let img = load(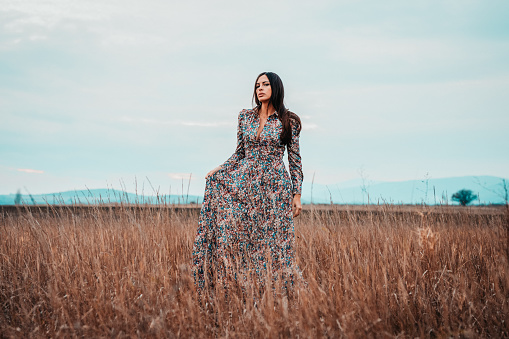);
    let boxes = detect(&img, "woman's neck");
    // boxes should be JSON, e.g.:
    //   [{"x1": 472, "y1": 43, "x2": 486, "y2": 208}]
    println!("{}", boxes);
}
[{"x1": 259, "y1": 102, "x2": 275, "y2": 119}]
